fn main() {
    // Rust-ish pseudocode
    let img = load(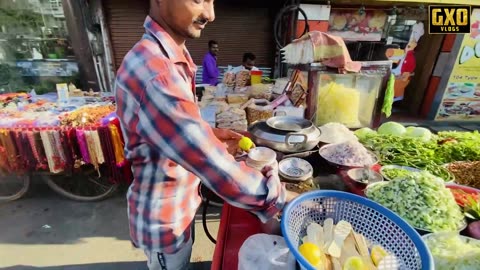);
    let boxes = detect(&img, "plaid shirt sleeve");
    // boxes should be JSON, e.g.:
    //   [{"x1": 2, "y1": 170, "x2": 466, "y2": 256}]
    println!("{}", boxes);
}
[{"x1": 135, "y1": 72, "x2": 286, "y2": 222}]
